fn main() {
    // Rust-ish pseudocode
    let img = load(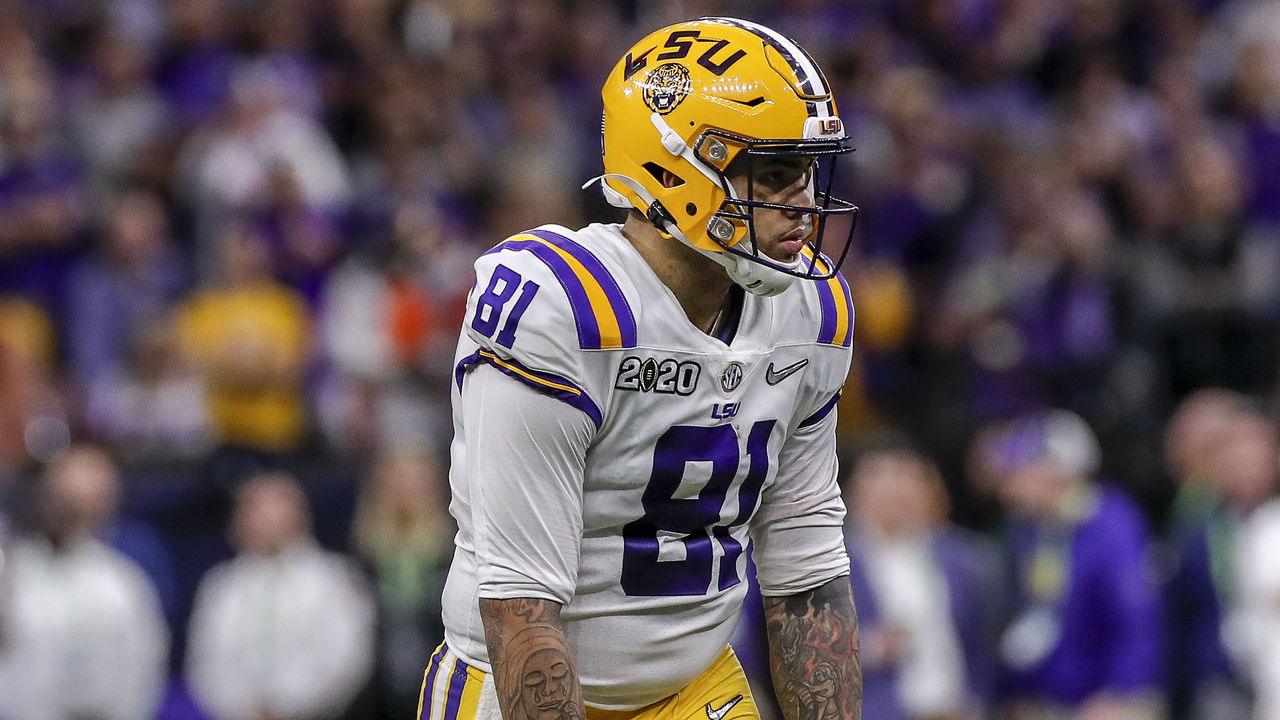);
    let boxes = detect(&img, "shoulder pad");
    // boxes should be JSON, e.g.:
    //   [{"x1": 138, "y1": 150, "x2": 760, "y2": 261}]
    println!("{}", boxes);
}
[
  {"x1": 482, "y1": 228, "x2": 638, "y2": 351},
  {"x1": 461, "y1": 231, "x2": 619, "y2": 427},
  {"x1": 791, "y1": 250, "x2": 854, "y2": 348}
]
